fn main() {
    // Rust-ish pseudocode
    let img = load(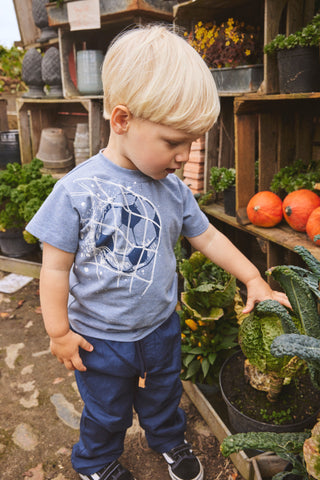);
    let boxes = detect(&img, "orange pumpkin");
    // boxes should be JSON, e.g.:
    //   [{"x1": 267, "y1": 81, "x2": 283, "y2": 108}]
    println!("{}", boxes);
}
[
  {"x1": 306, "y1": 206, "x2": 320, "y2": 246},
  {"x1": 283, "y1": 189, "x2": 320, "y2": 232},
  {"x1": 247, "y1": 191, "x2": 283, "y2": 227}
]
